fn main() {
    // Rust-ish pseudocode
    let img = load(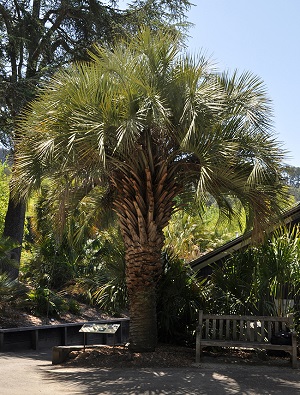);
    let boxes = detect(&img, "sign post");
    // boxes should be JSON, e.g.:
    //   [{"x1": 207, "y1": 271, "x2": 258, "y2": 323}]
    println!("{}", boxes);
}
[{"x1": 79, "y1": 323, "x2": 120, "y2": 350}]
